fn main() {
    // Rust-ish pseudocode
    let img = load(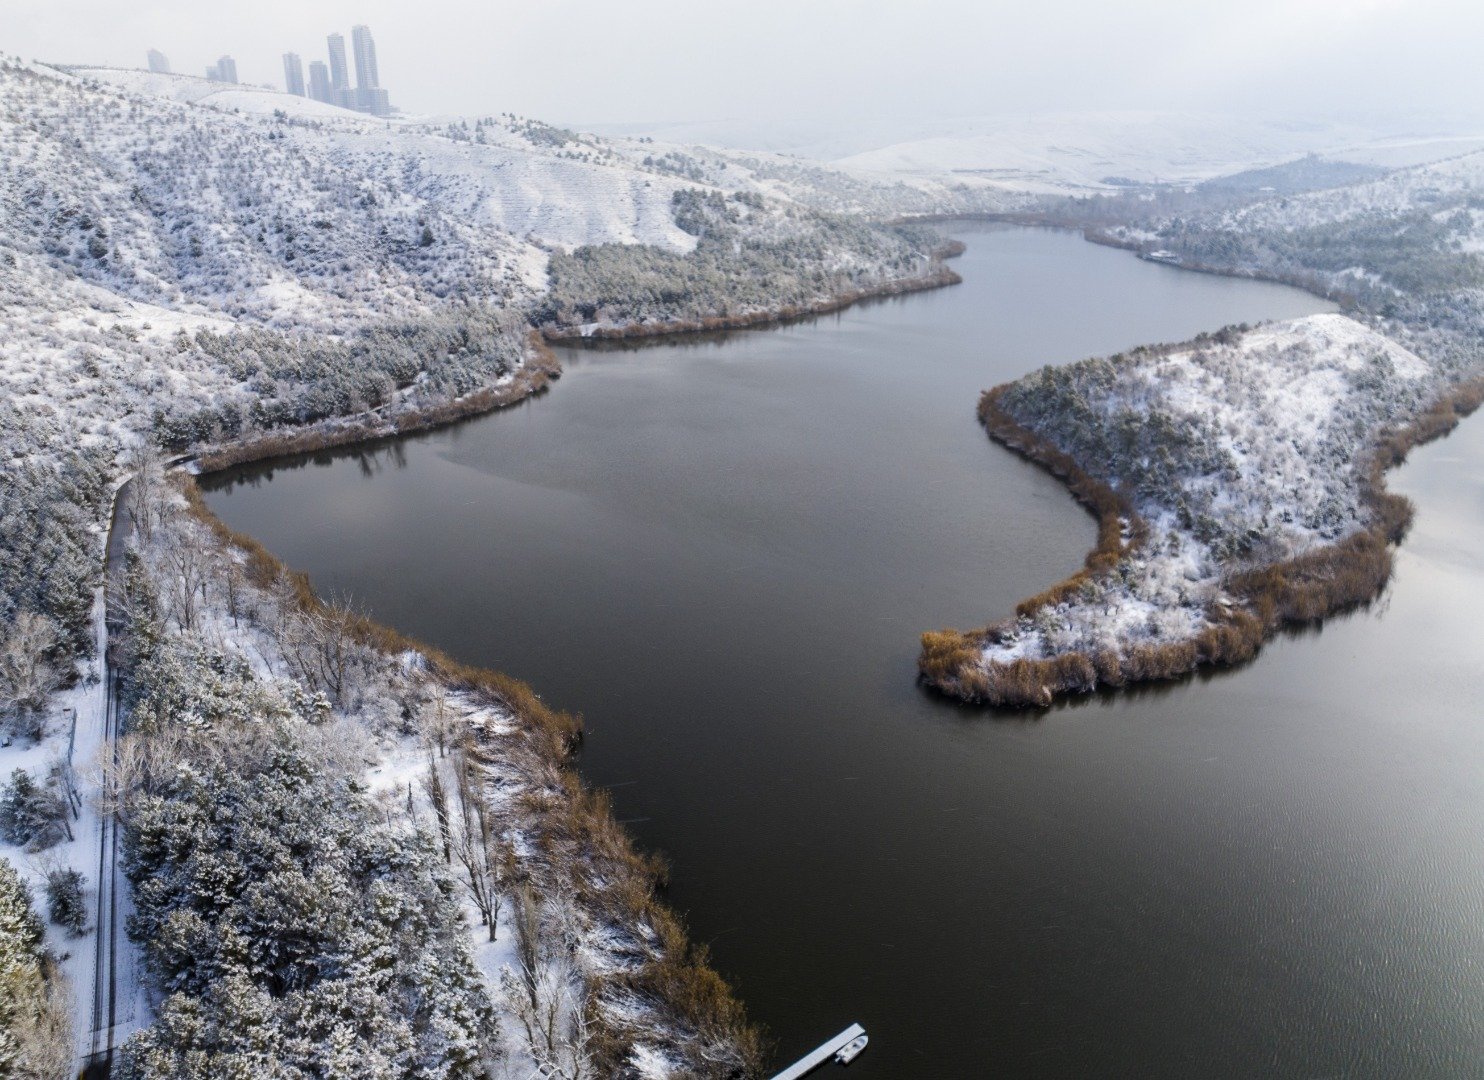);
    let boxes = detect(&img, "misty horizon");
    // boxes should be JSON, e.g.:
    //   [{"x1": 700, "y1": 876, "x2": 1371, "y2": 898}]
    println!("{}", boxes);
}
[{"x1": 9, "y1": 0, "x2": 1484, "y2": 134}]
